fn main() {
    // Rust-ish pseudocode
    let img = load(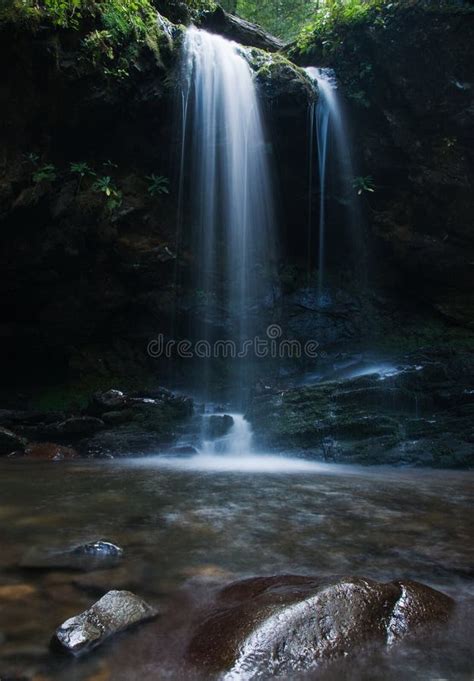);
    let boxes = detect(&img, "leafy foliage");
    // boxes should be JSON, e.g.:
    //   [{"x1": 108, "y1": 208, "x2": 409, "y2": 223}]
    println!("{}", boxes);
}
[
  {"x1": 235, "y1": 0, "x2": 316, "y2": 40},
  {"x1": 32, "y1": 163, "x2": 57, "y2": 183},
  {"x1": 295, "y1": 0, "x2": 474, "y2": 55},
  {"x1": 70, "y1": 161, "x2": 95, "y2": 177},
  {"x1": 353, "y1": 175, "x2": 375, "y2": 195},
  {"x1": 92, "y1": 175, "x2": 123, "y2": 211},
  {"x1": 23, "y1": 152, "x2": 40, "y2": 166},
  {"x1": 70, "y1": 161, "x2": 96, "y2": 192},
  {"x1": 146, "y1": 174, "x2": 170, "y2": 197},
  {"x1": 0, "y1": 0, "x2": 165, "y2": 80},
  {"x1": 231, "y1": 0, "x2": 474, "y2": 43}
]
